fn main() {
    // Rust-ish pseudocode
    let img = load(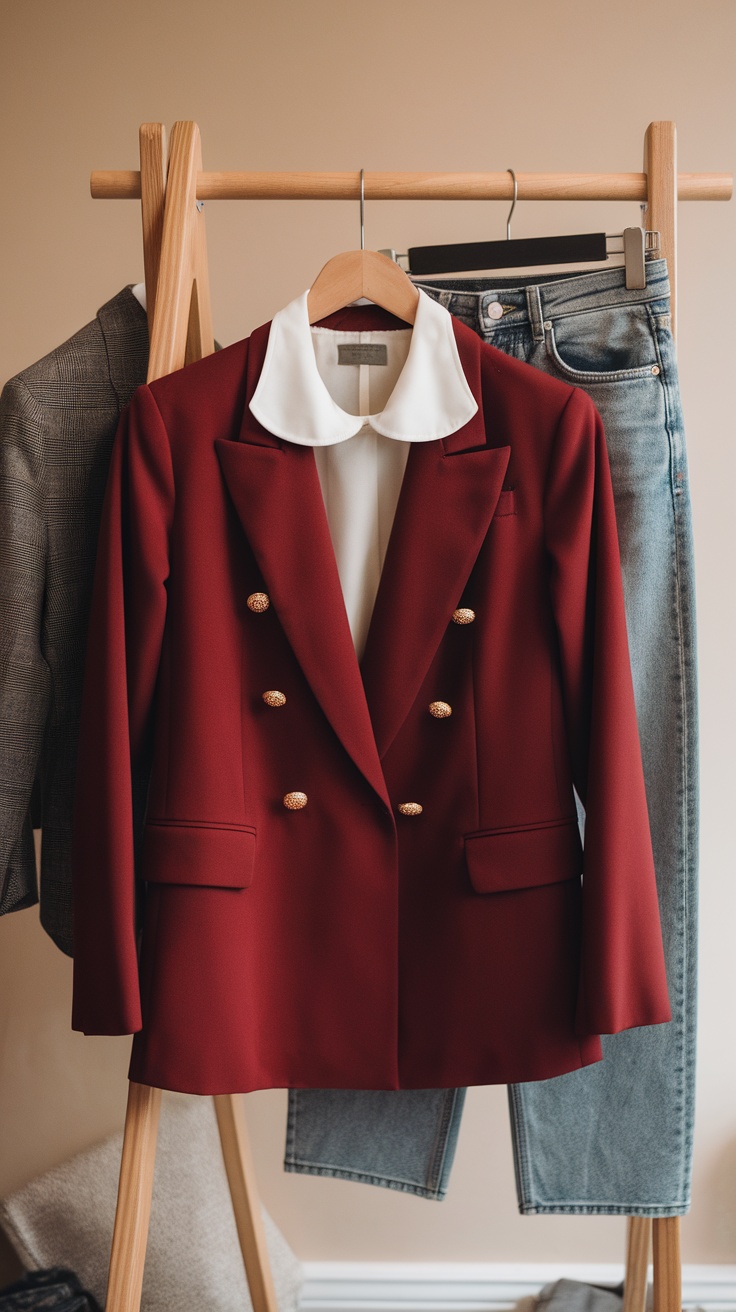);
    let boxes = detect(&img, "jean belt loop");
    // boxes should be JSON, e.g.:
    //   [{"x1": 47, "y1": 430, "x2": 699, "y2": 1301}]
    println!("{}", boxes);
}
[{"x1": 526, "y1": 285, "x2": 545, "y2": 342}]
